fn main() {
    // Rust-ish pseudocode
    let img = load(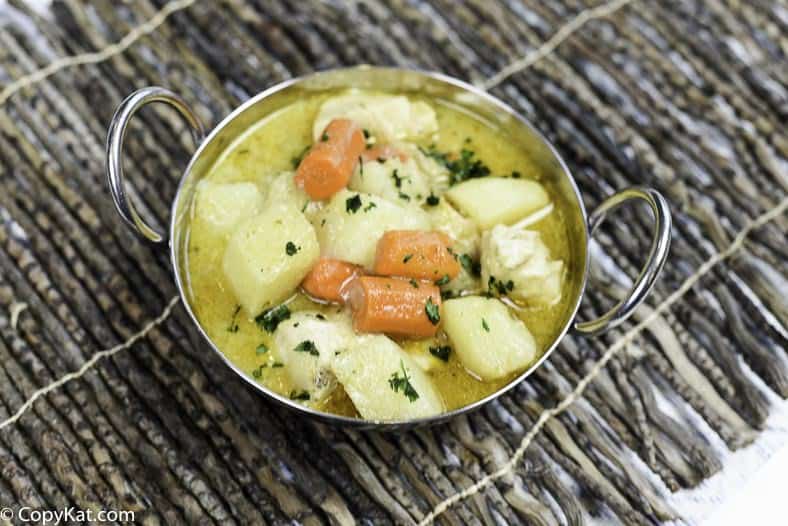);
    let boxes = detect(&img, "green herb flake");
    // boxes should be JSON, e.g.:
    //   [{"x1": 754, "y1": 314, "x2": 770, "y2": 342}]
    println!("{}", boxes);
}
[
  {"x1": 363, "y1": 129, "x2": 370, "y2": 139},
  {"x1": 434, "y1": 274, "x2": 450, "y2": 286},
  {"x1": 487, "y1": 275, "x2": 515, "y2": 296},
  {"x1": 290, "y1": 390, "x2": 311, "y2": 401},
  {"x1": 252, "y1": 364, "x2": 268, "y2": 378},
  {"x1": 315, "y1": 314, "x2": 326, "y2": 320},
  {"x1": 358, "y1": 156, "x2": 364, "y2": 176},
  {"x1": 346, "y1": 194, "x2": 363, "y2": 214},
  {"x1": 420, "y1": 145, "x2": 491, "y2": 186},
  {"x1": 255, "y1": 304, "x2": 291, "y2": 333},
  {"x1": 392, "y1": 169, "x2": 403, "y2": 188},
  {"x1": 256, "y1": 343, "x2": 269, "y2": 355},
  {"x1": 321, "y1": 132, "x2": 329, "y2": 142},
  {"x1": 271, "y1": 362, "x2": 284, "y2": 368},
  {"x1": 227, "y1": 305, "x2": 241, "y2": 333},
  {"x1": 363, "y1": 201, "x2": 377, "y2": 212},
  {"x1": 388, "y1": 360, "x2": 420, "y2": 402},
  {"x1": 482, "y1": 318, "x2": 490, "y2": 332},
  {"x1": 429, "y1": 345, "x2": 451, "y2": 362},
  {"x1": 293, "y1": 340, "x2": 319, "y2": 356},
  {"x1": 510, "y1": 171, "x2": 522, "y2": 179},
  {"x1": 425, "y1": 193, "x2": 440, "y2": 206},
  {"x1": 425, "y1": 297, "x2": 440, "y2": 325},
  {"x1": 409, "y1": 278, "x2": 420, "y2": 289},
  {"x1": 285, "y1": 241, "x2": 300, "y2": 256},
  {"x1": 398, "y1": 192, "x2": 411, "y2": 201},
  {"x1": 403, "y1": 254, "x2": 414, "y2": 263},
  {"x1": 290, "y1": 145, "x2": 310, "y2": 168}
]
